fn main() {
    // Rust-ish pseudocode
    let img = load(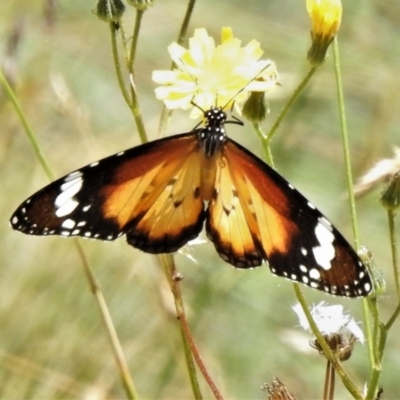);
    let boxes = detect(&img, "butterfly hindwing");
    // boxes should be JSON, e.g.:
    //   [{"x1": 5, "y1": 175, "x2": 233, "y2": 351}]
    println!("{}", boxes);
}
[
  {"x1": 11, "y1": 133, "x2": 206, "y2": 252},
  {"x1": 207, "y1": 138, "x2": 372, "y2": 297}
]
